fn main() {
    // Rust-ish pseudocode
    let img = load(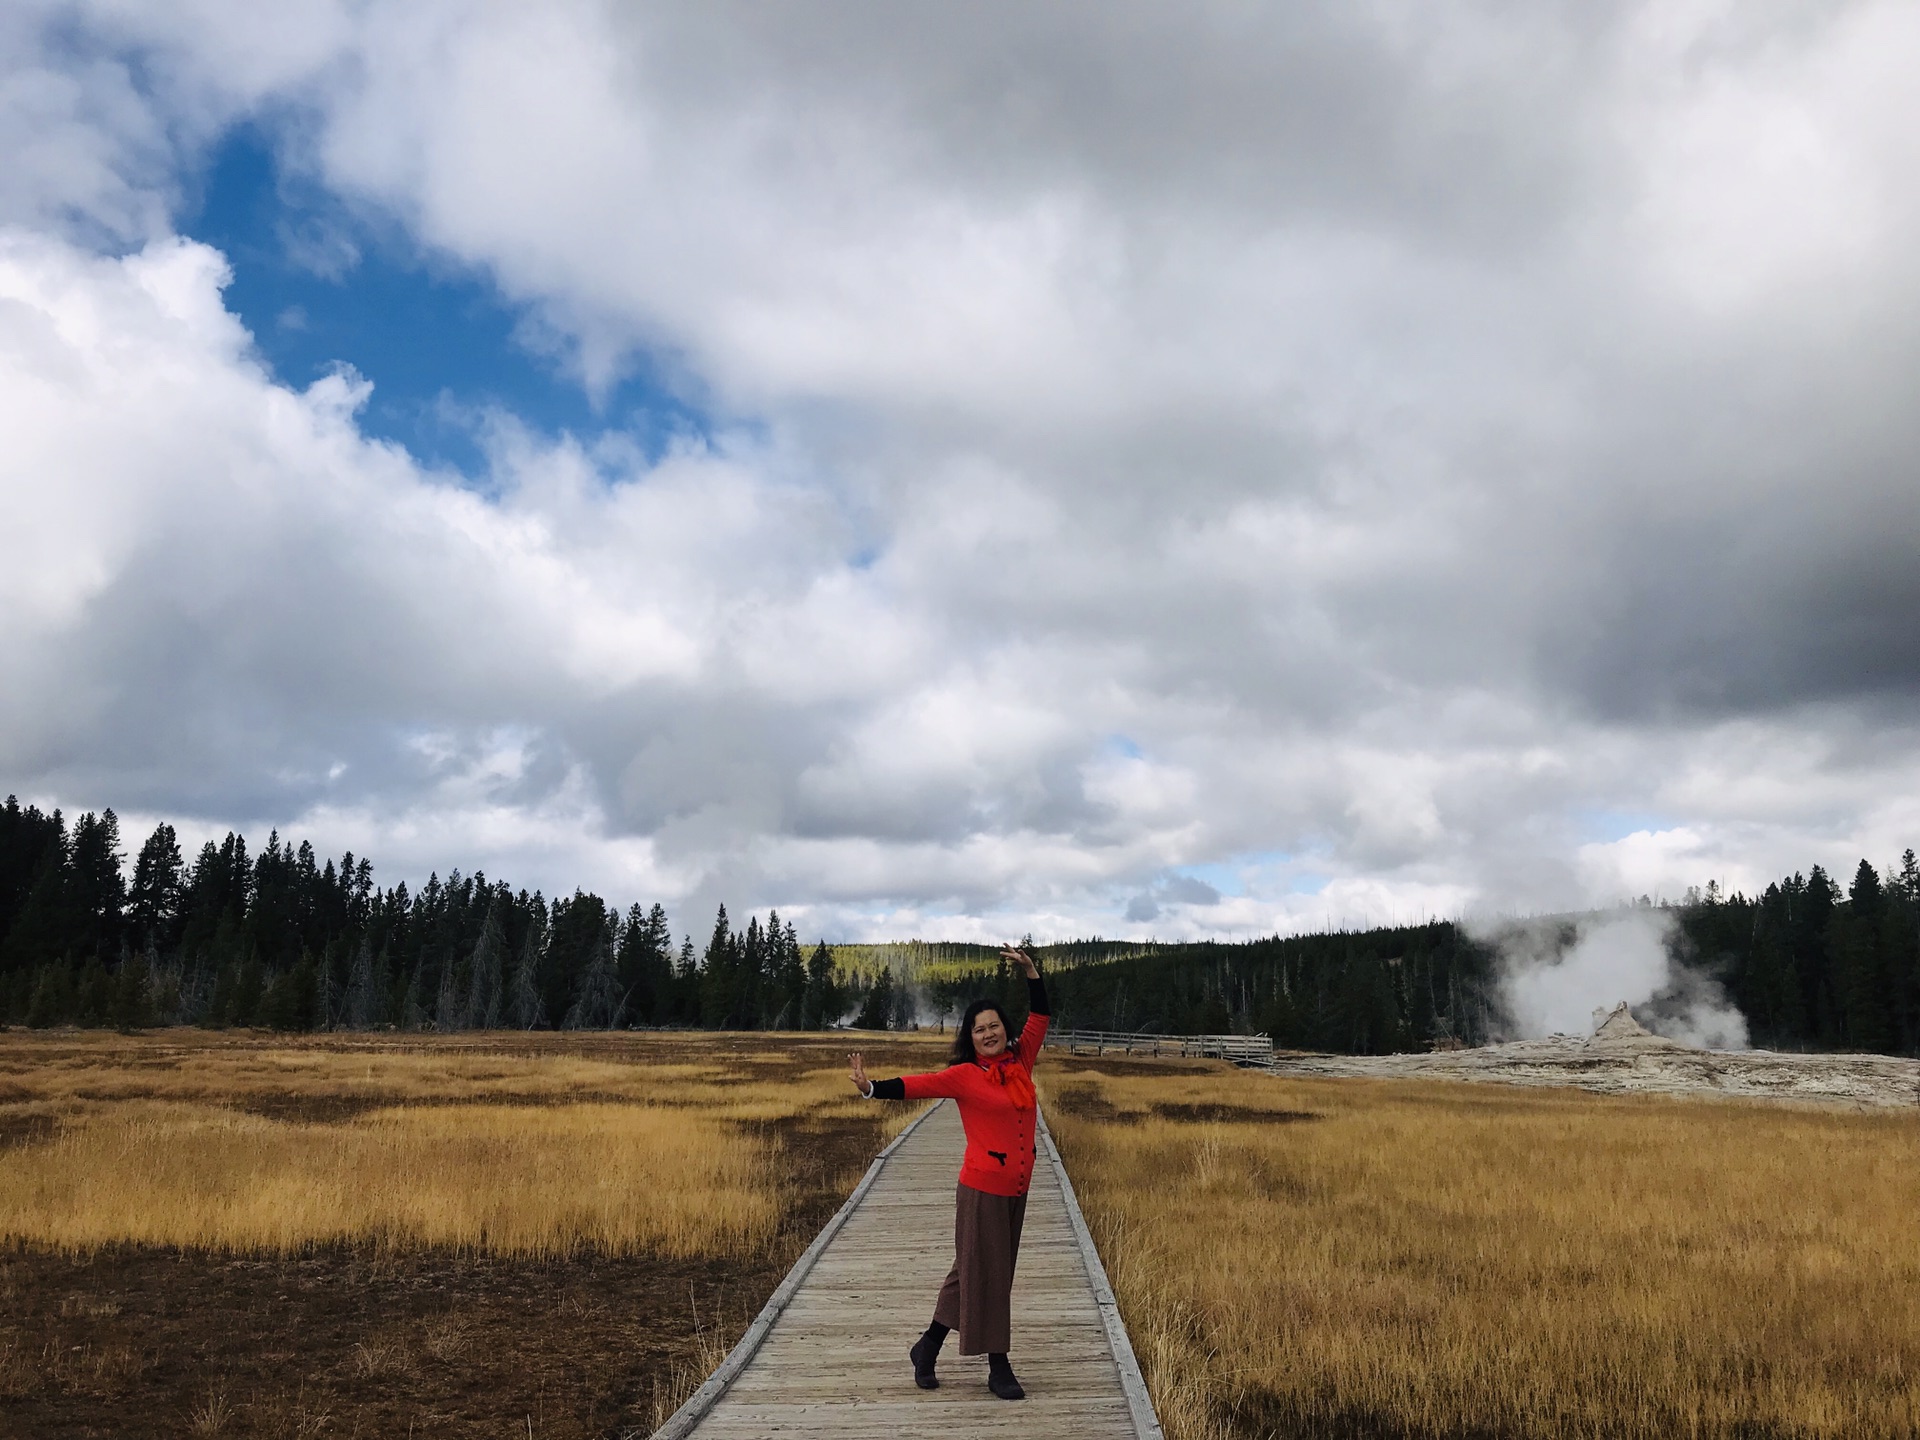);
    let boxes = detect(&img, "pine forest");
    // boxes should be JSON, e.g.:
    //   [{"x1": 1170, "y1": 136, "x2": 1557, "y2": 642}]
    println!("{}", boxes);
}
[{"x1": 2, "y1": 796, "x2": 1917, "y2": 1057}]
